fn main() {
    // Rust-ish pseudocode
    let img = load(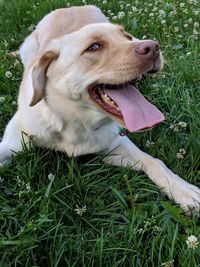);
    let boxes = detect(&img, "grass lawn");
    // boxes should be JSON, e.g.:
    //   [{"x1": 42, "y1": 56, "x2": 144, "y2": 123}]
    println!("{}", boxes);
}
[{"x1": 0, "y1": 0, "x2": 200, "y2": 266}]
